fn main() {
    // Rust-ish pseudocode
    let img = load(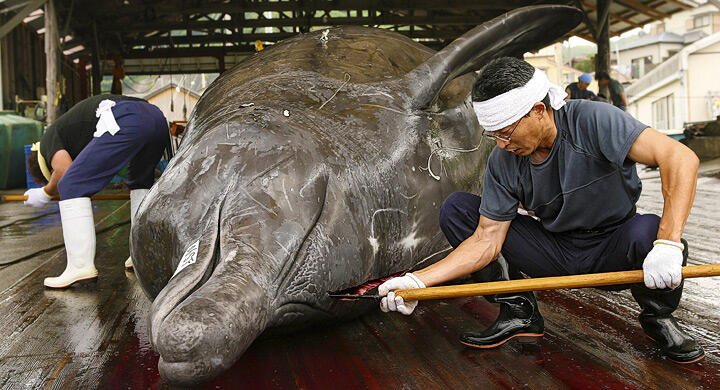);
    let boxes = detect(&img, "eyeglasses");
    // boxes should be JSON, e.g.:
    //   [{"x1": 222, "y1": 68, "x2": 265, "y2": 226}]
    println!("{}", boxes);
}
[{"x1": 482, "y1": 116, "x2": 523, "y2": 142}]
